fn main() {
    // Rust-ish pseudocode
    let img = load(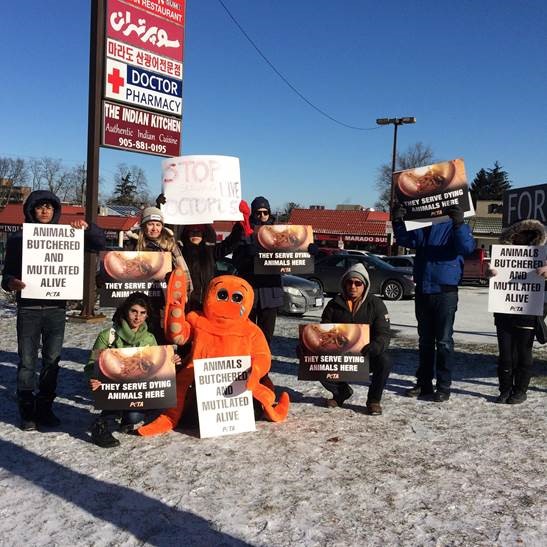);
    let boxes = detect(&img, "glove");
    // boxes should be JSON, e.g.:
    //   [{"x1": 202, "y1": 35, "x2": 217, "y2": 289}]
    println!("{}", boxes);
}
[
  {"x1": 203, "y1": 224, "x2": 216, "y2": 244},
  {"x1": 239, "y1": 200, "x2": 253, "y2": 236},
  {"x1": 446, "y1": 205, "x2": 464, "y2": 227},
  {"x1": 155, "y1": 193, "x2": 166, "y2": 207},
  {"x1": 360, "y1": 343, "x2": 370, "y2": 357},
  {"x1": 391, "y1": 203, "x2": 407, "y2": 223}
]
